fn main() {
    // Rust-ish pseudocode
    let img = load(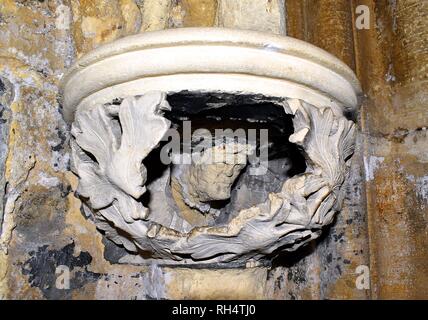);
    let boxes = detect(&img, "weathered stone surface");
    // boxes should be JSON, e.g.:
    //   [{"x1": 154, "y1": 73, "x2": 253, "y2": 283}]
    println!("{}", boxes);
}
[
  {"x1": 182, "y1": 0, "x2": 217, "y2": 27},
  {"x1": 0, "y1": 0, "x2": 74, "y2": 298},
  {"x1": 119, "y1": 0, "x2": 142, "y2": 34},
  {"x1": 285, "y1": 0, "x2": 355, "y2": 69},
  {"x1": 70, "y1": 0, "x2": 125, "y2": 56},
  {"x1": 216, "y1": 0, "x2": 286, "y2": 35},
  {"x1": 284, "y1": 0, "x2": 305, "y2": 41},
  {"x1": 165, "y1": 267, "x2": 268, "y2": 299},
  {"x1": 392, "y1": 0, "x2": 428, "y2": 86},
  {"x1": 0, "y1": 57, "x2": 71, "y2": 298},
  {"x1": 140, "y1": 0, "x2": 172, "y2": 32},
  {"x1": 352, "y1": 0, "x2": 428, "y2": 299},
  {"x1": 0, "y1": 0, "x2": 427, "y2": 300}
]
